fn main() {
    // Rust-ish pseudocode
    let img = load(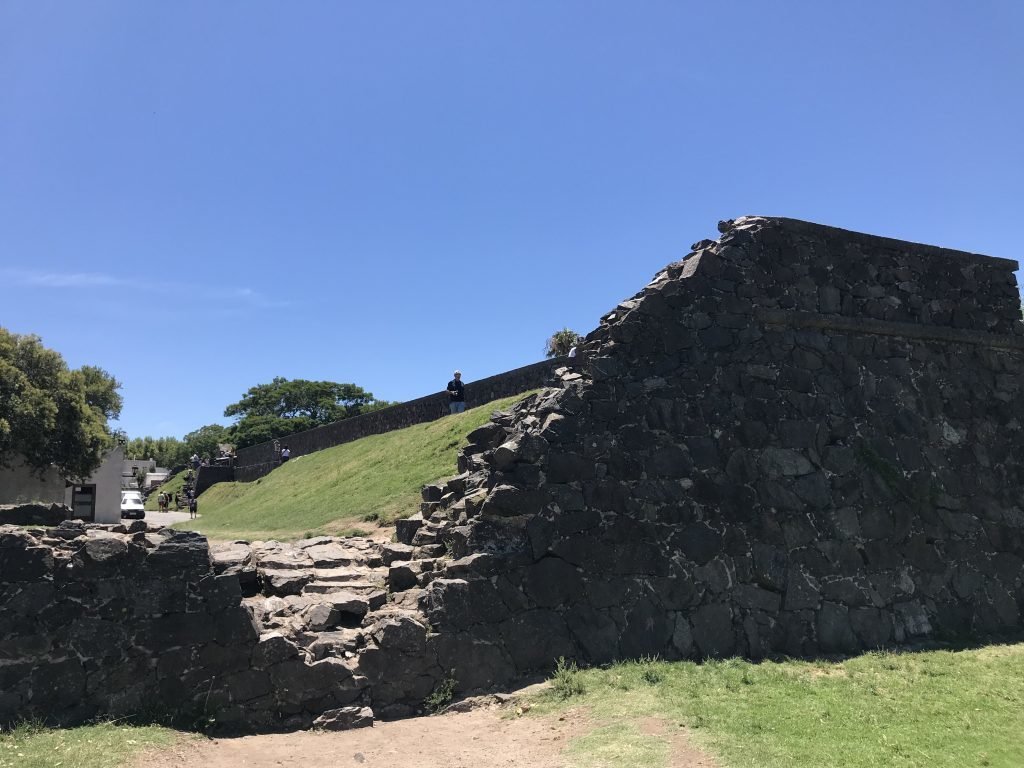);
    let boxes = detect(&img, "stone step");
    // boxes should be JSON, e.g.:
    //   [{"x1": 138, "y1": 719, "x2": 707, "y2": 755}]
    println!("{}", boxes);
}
[
  {"x1": 312, "y1": 567, "x2": 381, "y2": 584},
  {"x1": 304, "y1": 583, "x2": 388, "y2": 611}
]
